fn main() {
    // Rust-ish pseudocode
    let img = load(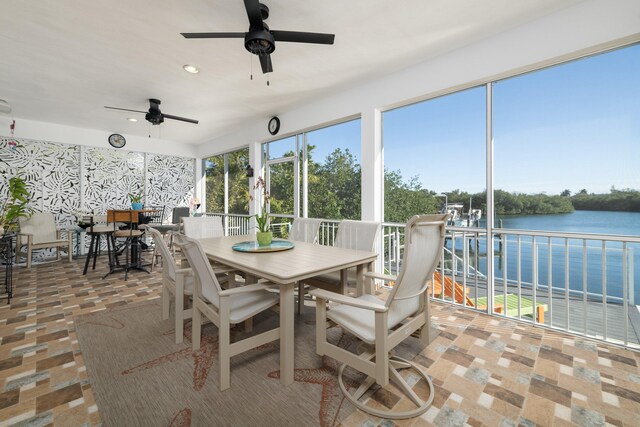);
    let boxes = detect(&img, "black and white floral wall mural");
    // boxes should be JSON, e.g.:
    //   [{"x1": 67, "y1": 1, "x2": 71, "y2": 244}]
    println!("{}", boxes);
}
[{"x1": 1, "y1": 136, "x2": 195, "y2": 261}]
